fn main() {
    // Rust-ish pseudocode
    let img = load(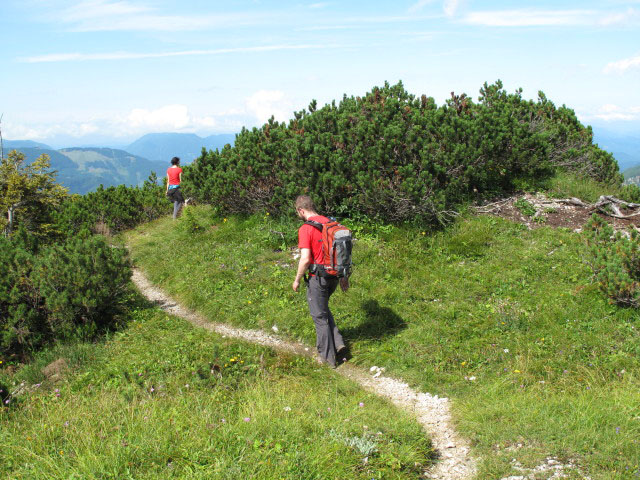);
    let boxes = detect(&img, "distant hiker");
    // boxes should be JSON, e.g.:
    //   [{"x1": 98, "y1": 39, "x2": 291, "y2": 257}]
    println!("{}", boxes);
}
[
  {"x1": 292, "y1": 195, "x2": 347, "y2": 368},
  {"x1": 166, "y1": 156, "x2": 184, "y2": 219}
]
